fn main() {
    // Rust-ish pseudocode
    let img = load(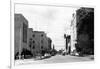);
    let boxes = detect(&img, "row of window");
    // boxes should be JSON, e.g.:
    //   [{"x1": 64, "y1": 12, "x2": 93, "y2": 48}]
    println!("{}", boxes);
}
[
  {"x1": 32, "y1": 45, "x2": 43, "y2": 49},
  {"x1": 29, "y1": 35, "x2": 44, "y2": 50},
  {"x1": 31, "y1": 40, "x2": 43, "y2": 44},
  {"x1": 32, "y1": 34, "x2": 44, "y2": 37}
]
